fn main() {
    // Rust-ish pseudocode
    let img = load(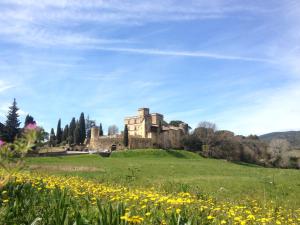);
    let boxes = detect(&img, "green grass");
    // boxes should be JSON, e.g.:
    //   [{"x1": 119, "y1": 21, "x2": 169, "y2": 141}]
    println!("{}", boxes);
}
[{"x1": 26, "y1": 149, "x2": 300, "y2": 207}]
